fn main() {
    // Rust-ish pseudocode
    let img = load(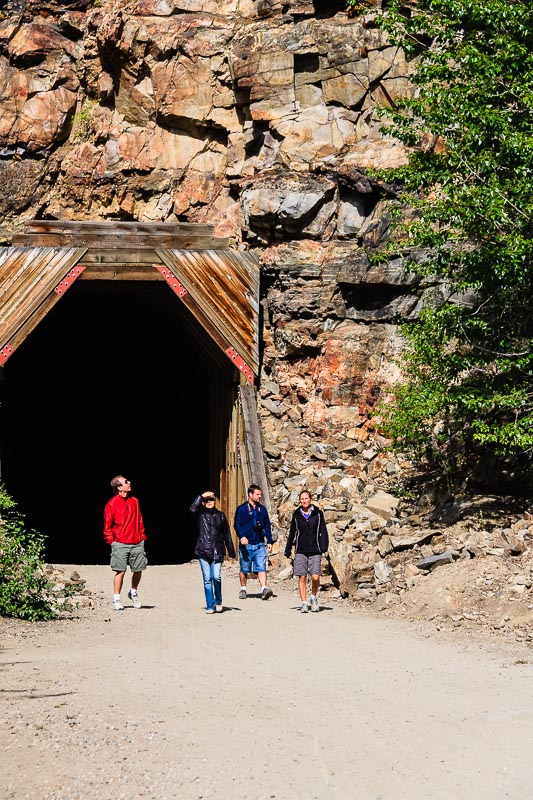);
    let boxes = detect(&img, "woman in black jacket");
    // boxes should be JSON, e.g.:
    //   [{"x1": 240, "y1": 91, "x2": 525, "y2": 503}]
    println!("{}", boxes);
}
[
  {"x1": 190, "y1": 492, "x2": 236, "y2": 614},
  {"x1": 285, "y1": 490, "x2": 328, "y2": 613}
]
